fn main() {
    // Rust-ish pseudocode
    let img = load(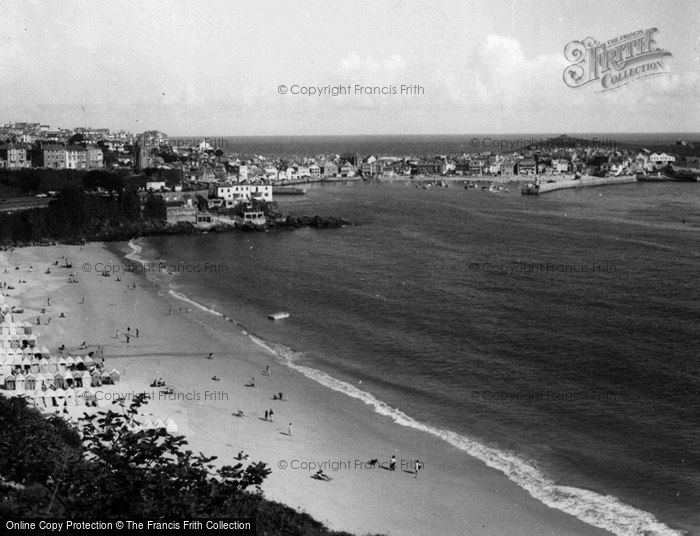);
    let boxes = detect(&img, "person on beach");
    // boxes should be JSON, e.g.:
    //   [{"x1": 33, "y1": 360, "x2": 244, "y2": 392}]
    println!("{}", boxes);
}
[
  {"x1": 206, "y1": 353, "x2": 213, "y2": 359},
  {"x1": 125, "y1": 335, "x2": 130, "y2": 344},
  {"x1": 279, "y1": 392, "x2": 283, "y2": 400},
  {"x1": 269, "y1": 409, "x2": 274, "y2": 422},
  {"x1": 264, "y1": 410, "x2": 268, "y2": 421},
  {"x1": 288, "y1": 423, "x2": 293, "y2": 436},
  {"x1": 315, "y1": 469, "x2": 331, "y2": 482},
  {"x1": 47, "y1": 297, "x2": 50, "y2": 306},
  {"x1": 168, "y1": 308, "x2": 172, "y2": 316},
  {"x1": 390, "y1": 455, "x2": 397, "y2": 471},
  {"x1": 116, "y1": 329, "x2": 120, "y2": 339},
  {"x1": 136, "y1": 329, "x2": 139, "y2": 338},
  {"x1": 414, "y1": 460, "x2": 422, "y2": 478},
  {"x1": 265, "y1": 365, "x2": 270, "y2": 376}
]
